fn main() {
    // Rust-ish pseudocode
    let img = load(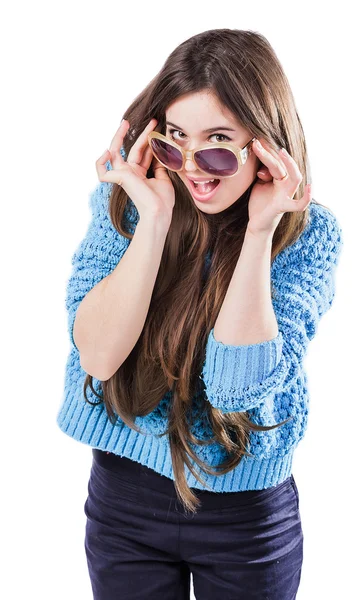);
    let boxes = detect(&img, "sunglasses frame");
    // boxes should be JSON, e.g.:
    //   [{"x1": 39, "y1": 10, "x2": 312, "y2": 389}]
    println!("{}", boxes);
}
[{"x1": 147, "y1": 131, "x2": 257, "y2": 179}]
